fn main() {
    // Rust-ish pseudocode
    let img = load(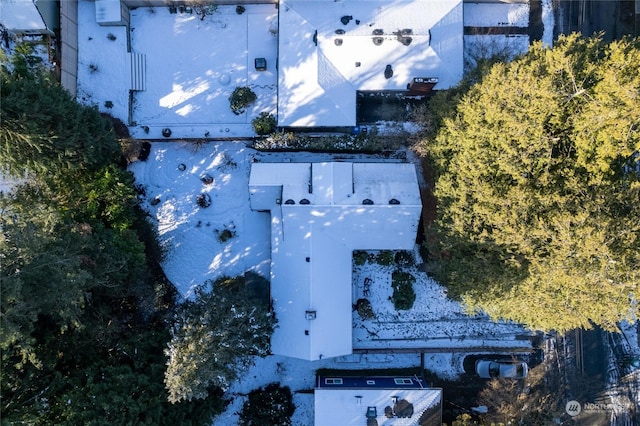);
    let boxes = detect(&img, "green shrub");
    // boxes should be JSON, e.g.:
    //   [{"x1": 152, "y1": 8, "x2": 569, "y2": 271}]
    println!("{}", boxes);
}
[
  {"x1": 376, "y1": 250, "x2": 395, "y2": 266},
  {"x1": 252, "y1": 112, "x2": 277, "y2": 135},
  {"x1": 215, "y1": 228, "x2": 235, "y2": 243},
  {"x1": 395, "y1": 250, "x2": 415, "y2": 267},
  {"x1": 355, "y1": 298, "x2": 375, "y2": 320},
  {"x1": 253, "y1": 131, "x2": 405, "y2": 152},
  {"x1": 353, "y1": 250, "x2": 369, "y2": 266},
  {"x1": 229, "y1": 86, "x2": 256, "y2": 115},
  {"x1": 239, "y1": 383, "x2": 295, "y2": 426},
  {"x1": 391, "y1": 270, "x2": 416, "y2": 310}
]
